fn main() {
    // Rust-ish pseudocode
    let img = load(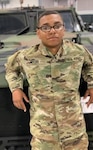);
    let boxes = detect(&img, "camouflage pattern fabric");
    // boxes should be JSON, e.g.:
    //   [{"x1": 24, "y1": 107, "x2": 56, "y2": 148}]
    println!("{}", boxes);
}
[{"x1": 5, "y1": 39, "x2": 93, "y2": 149}]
